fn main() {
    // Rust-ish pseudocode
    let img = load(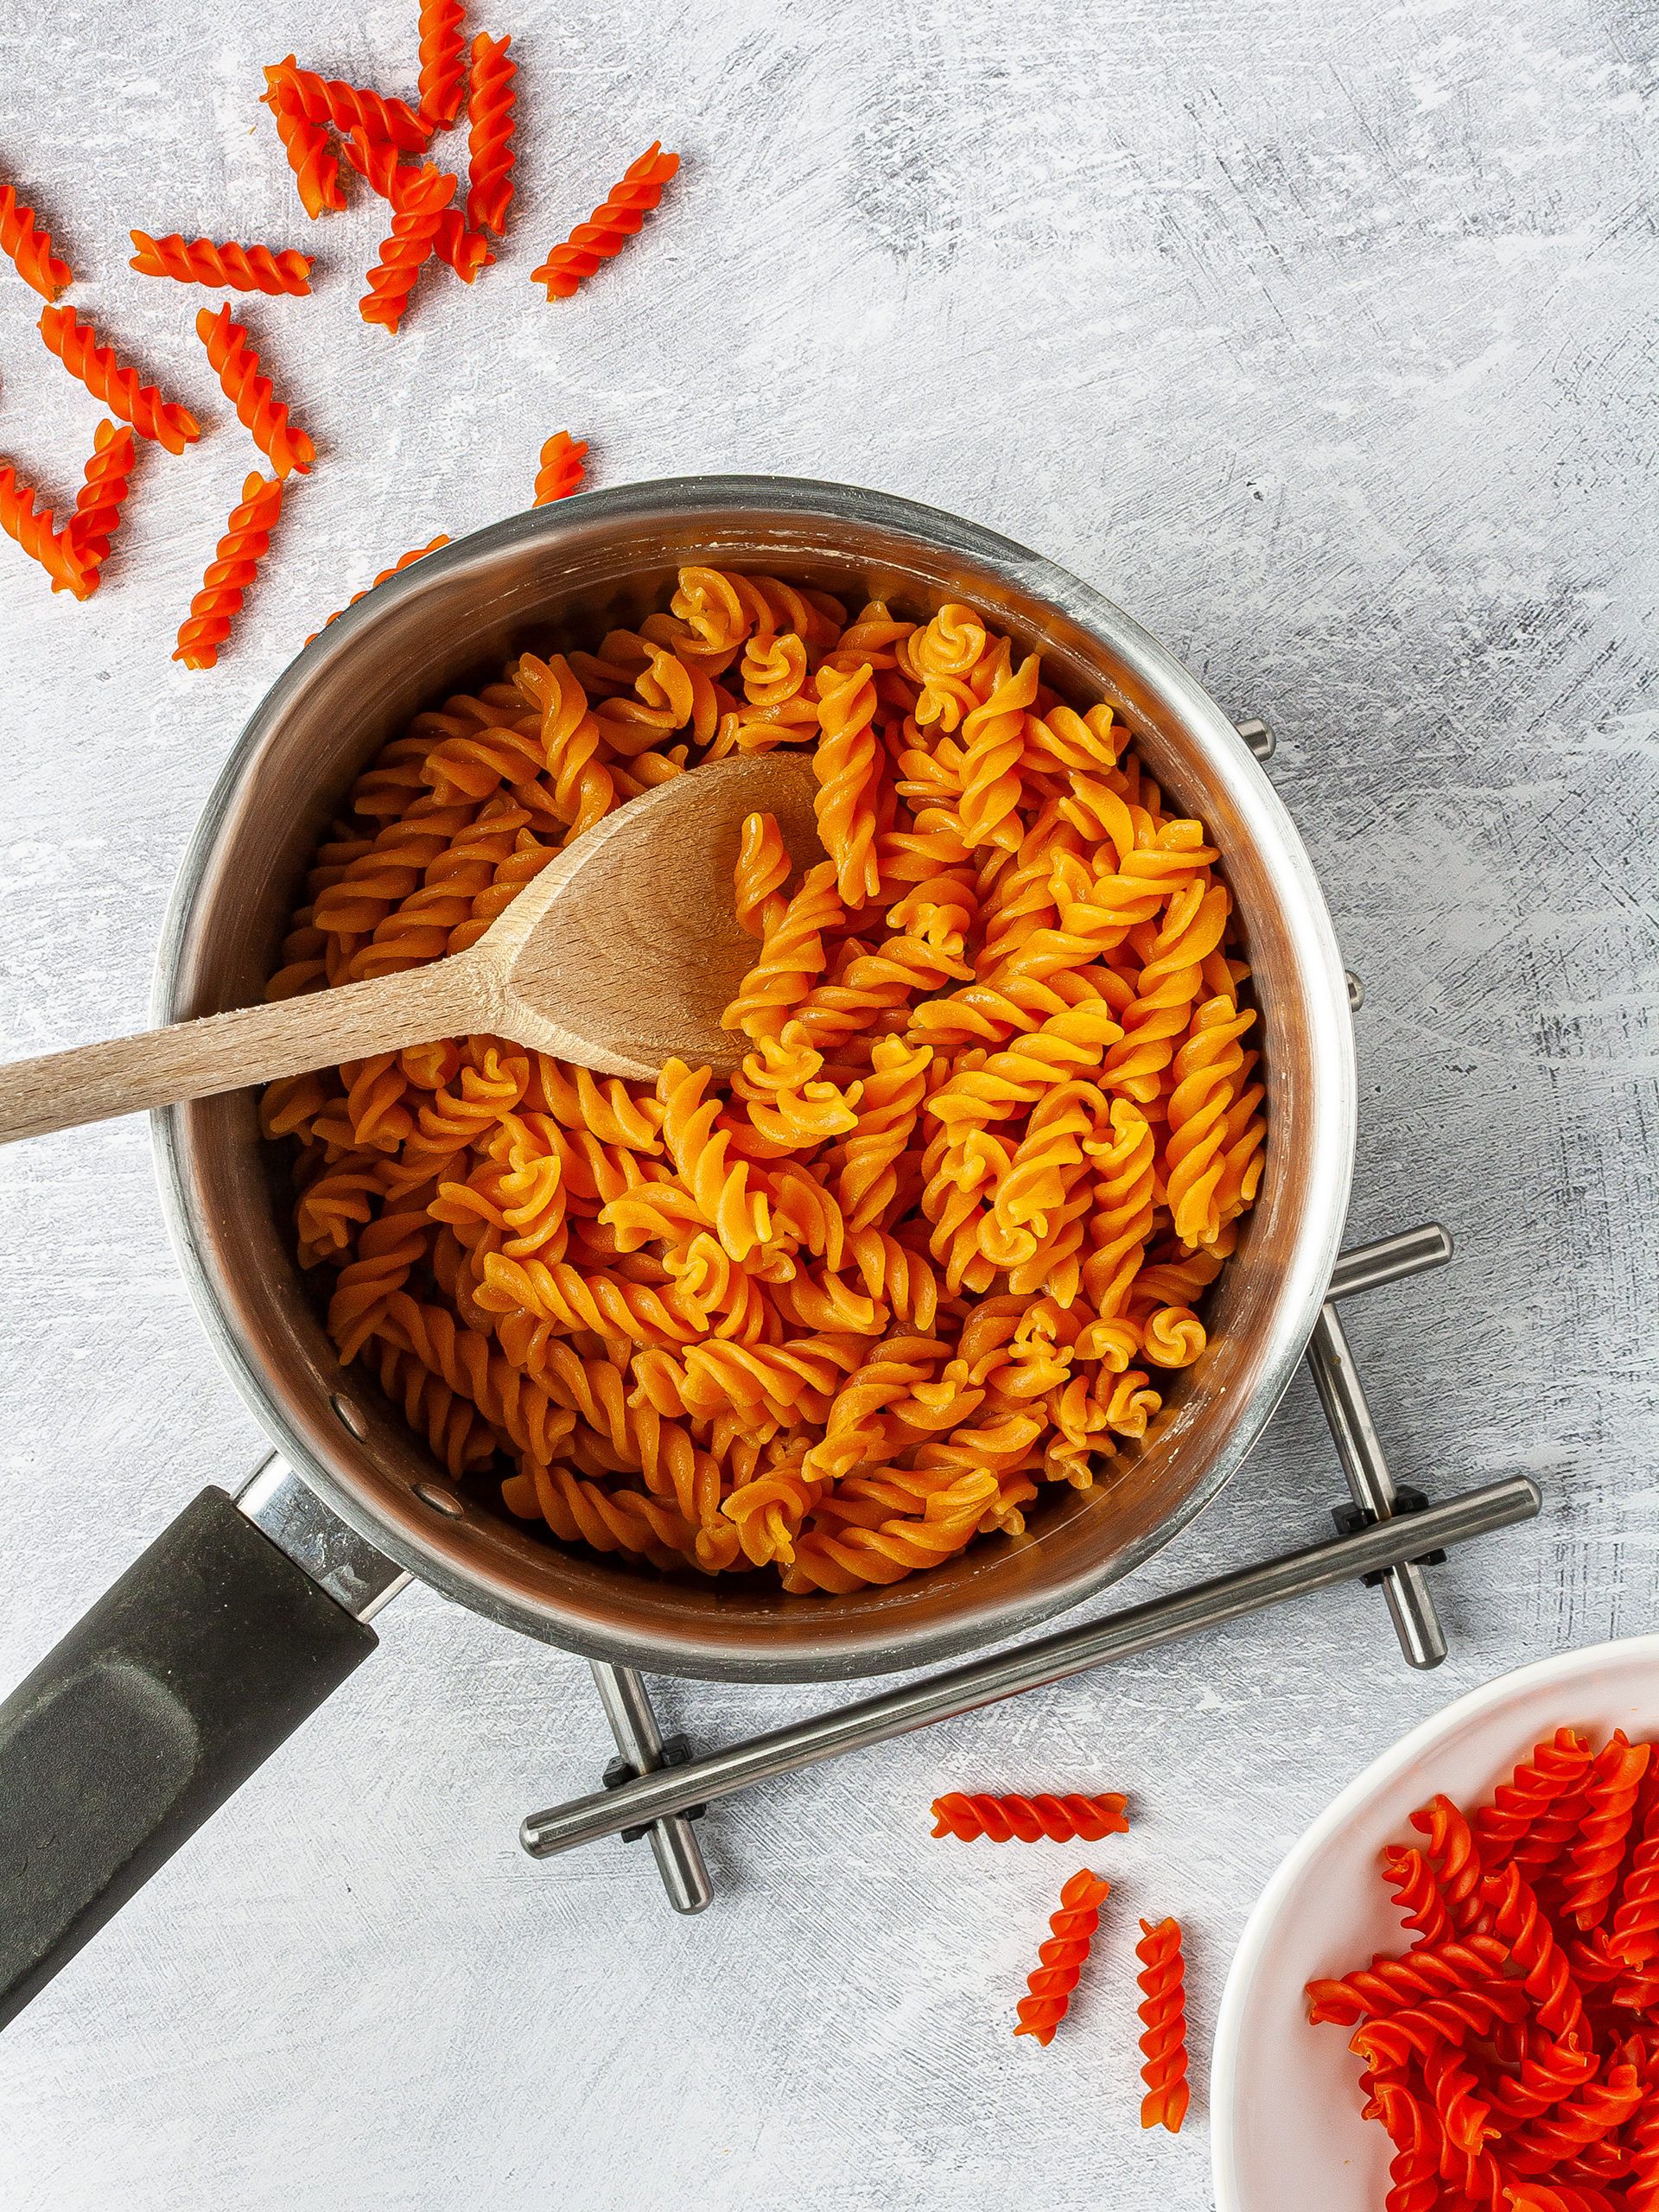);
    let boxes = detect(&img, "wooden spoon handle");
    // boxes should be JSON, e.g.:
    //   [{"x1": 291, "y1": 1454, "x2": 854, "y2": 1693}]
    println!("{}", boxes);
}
[{"x1": 0, "y1": 951, "x2": 495, "y2": 1145}]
